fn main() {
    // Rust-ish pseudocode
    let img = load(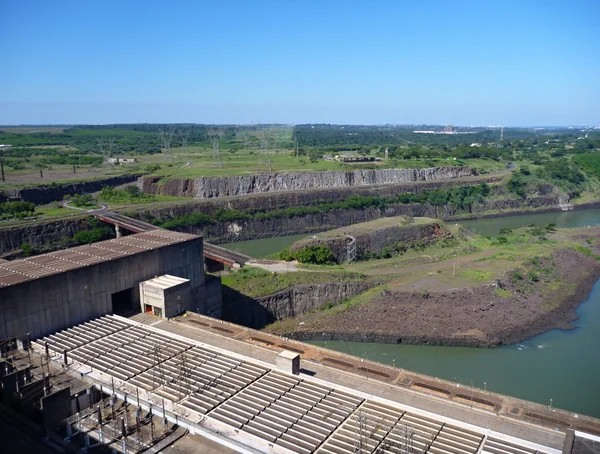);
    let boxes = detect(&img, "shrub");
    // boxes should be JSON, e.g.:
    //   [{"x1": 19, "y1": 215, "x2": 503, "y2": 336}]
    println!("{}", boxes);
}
[
  {"x1": 506, "y1": 175, "x2": 526, "y2": 198},
  {"x1": 496, "y1": 236, "x2": 508, "y2": 244},
  {"x1": 71, "y1": 193, "x2": 96, "y2": 207},
  {"x1": 72, "y1": 226, "x2": 113, "y2": 244},
  {"x1": 279, "y1": 248, "x2": 295, "y2": 261},
  {"x1": 21, "y1": 242, "x2": 33, "y2": 256},
  {"x1": 145, "y1": 163, "x2": 161, "y2": 172},
  {"x1": 159, "y1": 213, "x2": 213, "y2": 229},
  {"x1": 294, "y1": 245, "x2": 335, "y2": 265}
]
